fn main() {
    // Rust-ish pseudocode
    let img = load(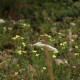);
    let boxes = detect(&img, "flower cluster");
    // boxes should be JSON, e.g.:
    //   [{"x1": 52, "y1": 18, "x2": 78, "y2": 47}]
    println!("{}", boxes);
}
[
  {"x1": 40, "y1": 34, "x2": 53, "y2": 41},
  {"x1": 60, "y1": 42, "x2": 67, "y2": 46},
  {"x1": 22, "y1": 23, "x2": 30, "y2": 28},
  {"x1": 60, "y1": 42, "x2": 67, "y2": 49},
  {"x1": 16, "y1": 46, "x2": 26, "y2": 55},
  {"x1": 32, "y1": 50, "x2": 39, "y2": 57},
  {"x1": 12, "y1": 35, "x2": 24, "y2": 40},
  {"x1": 52, "y1": 50, "x2": 59, "y2": 59},
  {"x1": 17, "y1": 50, "x2": 26, "y2": 55},
  {"x1": 12, "y1": 35, "x2": 20, "y2": 40},
  {"x1": 12, "y1": 35, "x2": 26, "y2": 55}
]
